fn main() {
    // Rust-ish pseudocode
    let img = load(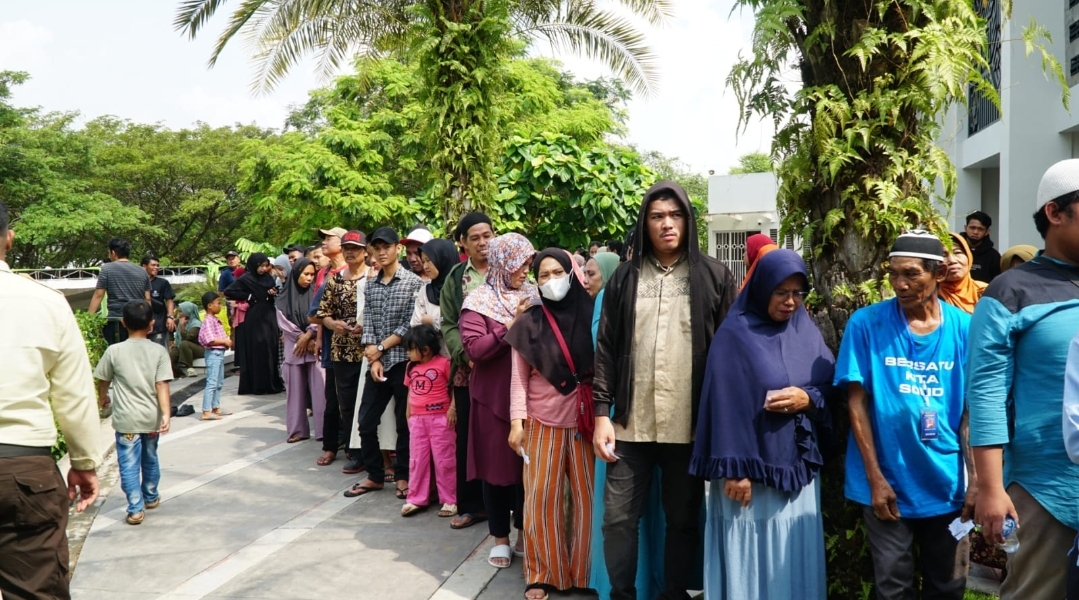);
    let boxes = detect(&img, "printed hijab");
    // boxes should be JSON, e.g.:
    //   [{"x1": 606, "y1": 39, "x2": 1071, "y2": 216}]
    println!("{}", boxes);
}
[
  {"x1": 939, "y1": 232, "x2": 987, "y2": 315},
  {"x1": 420, "y1": 238, "x2": 460, "y2": 305},
  {"x1": 507, "y1": 249, "x2": 595, "y2": 394},
  {"x1": 690, "y1": 249, "x2": 834, "y2": 493},
  {"x1": 277, "y1": 258, "x2": 316, "y2": 329},
  {"x1": 461, "y1": 233, "x2": 538, "y2": 325}
]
